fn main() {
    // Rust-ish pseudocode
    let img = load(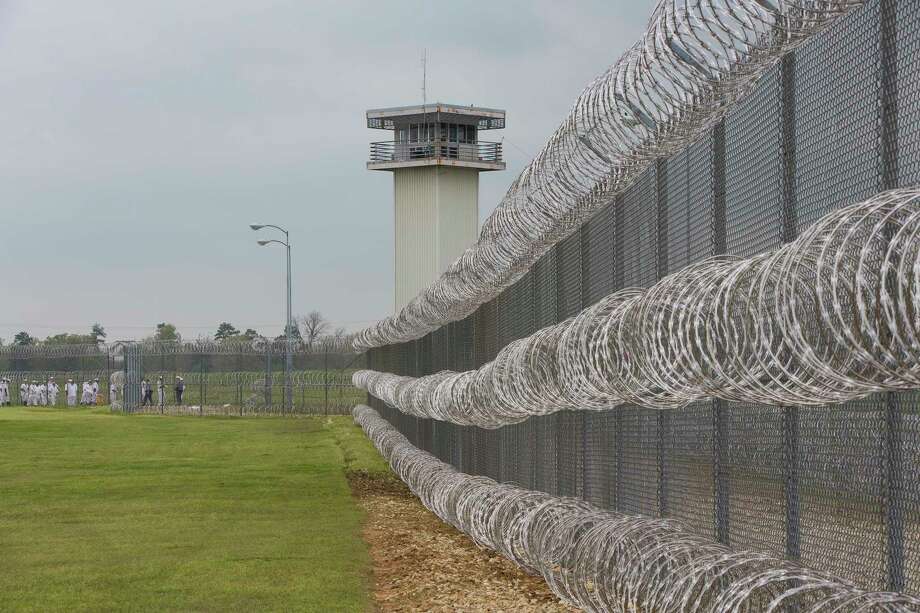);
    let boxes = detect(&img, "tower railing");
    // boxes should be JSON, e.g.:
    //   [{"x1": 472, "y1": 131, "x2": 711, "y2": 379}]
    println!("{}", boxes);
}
[{"x1": 368, "y1": 140, "x2": 502, "y2": 164}]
